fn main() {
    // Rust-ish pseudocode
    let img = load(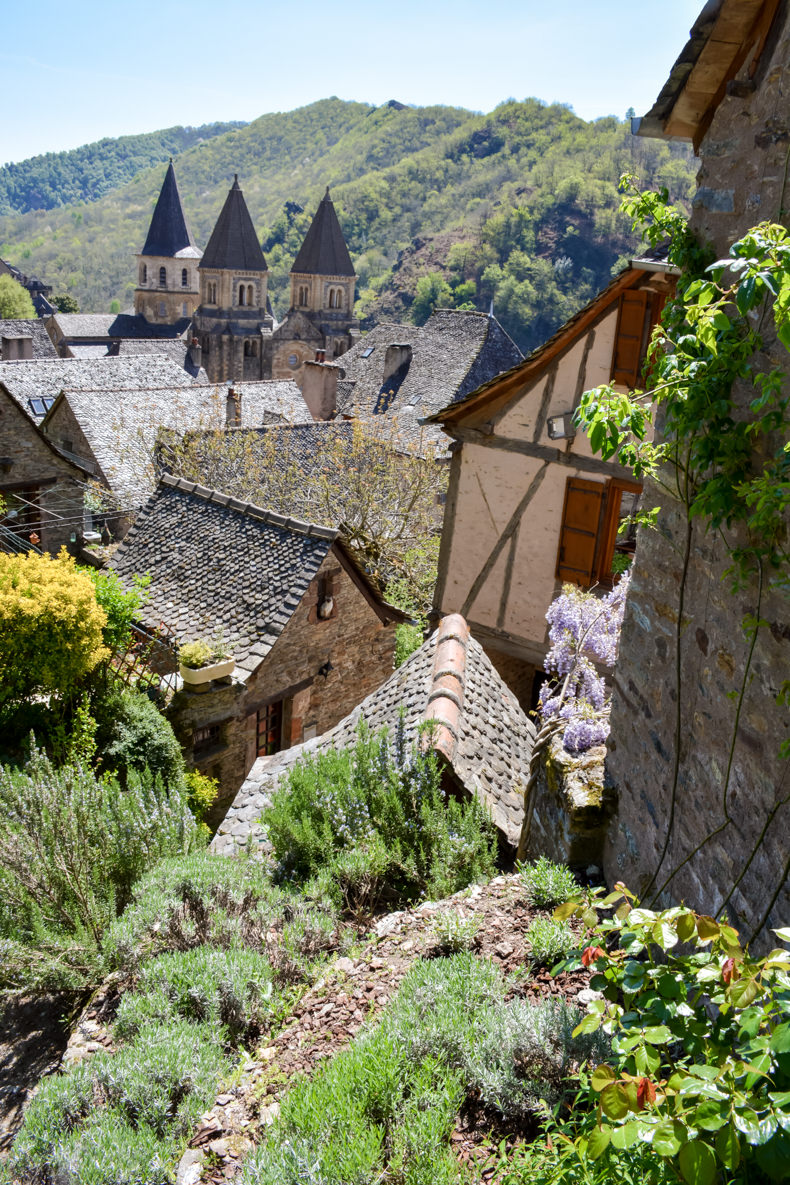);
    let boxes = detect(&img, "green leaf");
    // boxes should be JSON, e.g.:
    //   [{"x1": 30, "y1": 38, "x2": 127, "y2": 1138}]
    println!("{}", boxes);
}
[
  {"x1": 635, "y1": 1043, "x2": 661, "y2": 1076},
  {"x1": 611, "y1": 1121, "x2": 641, "y2": 1150},
  {"x1": 678, "y1": 1139, "x2": 717, "y2": 1185},
  {"x1": 653, "y1": 1120, "x2": 685, "y2": 1157},
  {"x1": 729, "y1": 977, "x2": 760, "y2": 1007},
  {"x1": 573, "y1": 1013, "x2": 603, "y2": 1037},
  {"x1": 644, "y1": 1025, "x2": 673, "y2": 1045},
  {"x1": 693, "y1": 1100, "x2": 729, "y2": 1132},
  {"x1": 773, "y1": 927, "x2": 790, "y2": 944},
  {"x1": 591, "y1": 1065, "x2": 617, "y2": 1091},
  {"x1": 771, "y1": 1022, "x2": 790, "y2": 1054},
  {"x1": 587, "y1": 1125, "x2": 611, "y2": 1160},
  {"x1": 715, "y1": 1124, "x2": 741, "y2": 1171},
  {"x1": 600, "y1": 1082, "x2": 633, "y2": 1121}
]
